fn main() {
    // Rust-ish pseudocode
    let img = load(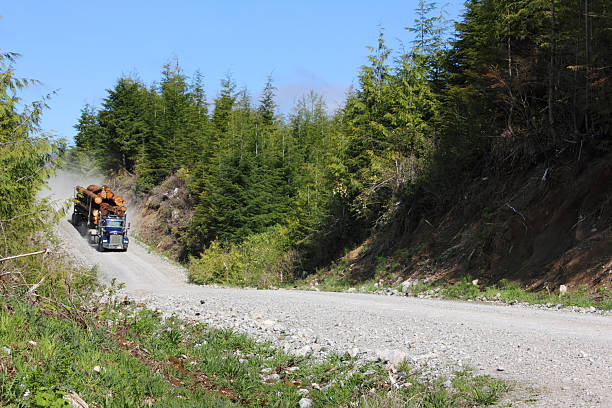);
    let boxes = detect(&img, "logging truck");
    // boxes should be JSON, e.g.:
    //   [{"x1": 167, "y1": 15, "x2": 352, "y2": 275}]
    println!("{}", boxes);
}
[{"x1": 72, "y1": 185, "x2": 129, "y2": 252}]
